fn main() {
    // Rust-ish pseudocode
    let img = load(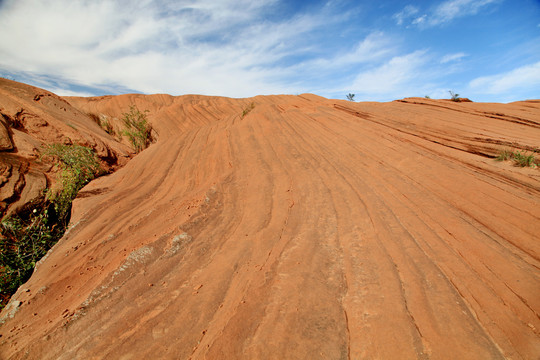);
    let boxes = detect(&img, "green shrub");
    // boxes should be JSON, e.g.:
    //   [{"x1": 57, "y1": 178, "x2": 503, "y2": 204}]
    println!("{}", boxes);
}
[
  {"x1": 496, "y1": 149, "x2": 538, "y2": 168},
  {"x1": 241, "y1": 102, "x2": 255, "y2": 119},
  {"x1": 121, "y1": 106, "x2": 152, "y2": 152},
  {"x1": 87, "y1": 112, "x2": 114, "y2": 135},
  {"x1": 100, "y1": 117, "x2": 115, "y2": 136},
  {"x1": 346, "y1": 93, "x2": 355, "y2": 101},
  {"x1": 496, "y1": 149, "x2": 512, "y2": 161},
  {"x1": 449, "y1": 90, "x2": 460, "y2": 102},
  {"x1": 512, "y1": 151, "x2": 537, "y2": 168},
  {"x1": 0, "y1": 144, "x2": 102, "y2": 310},
  {"x1": 0, "y1": 207, "x2": 61, "y2": 308},
  {"x1": 43, "y1": 144, "x2": 102, "y2": 218}
]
